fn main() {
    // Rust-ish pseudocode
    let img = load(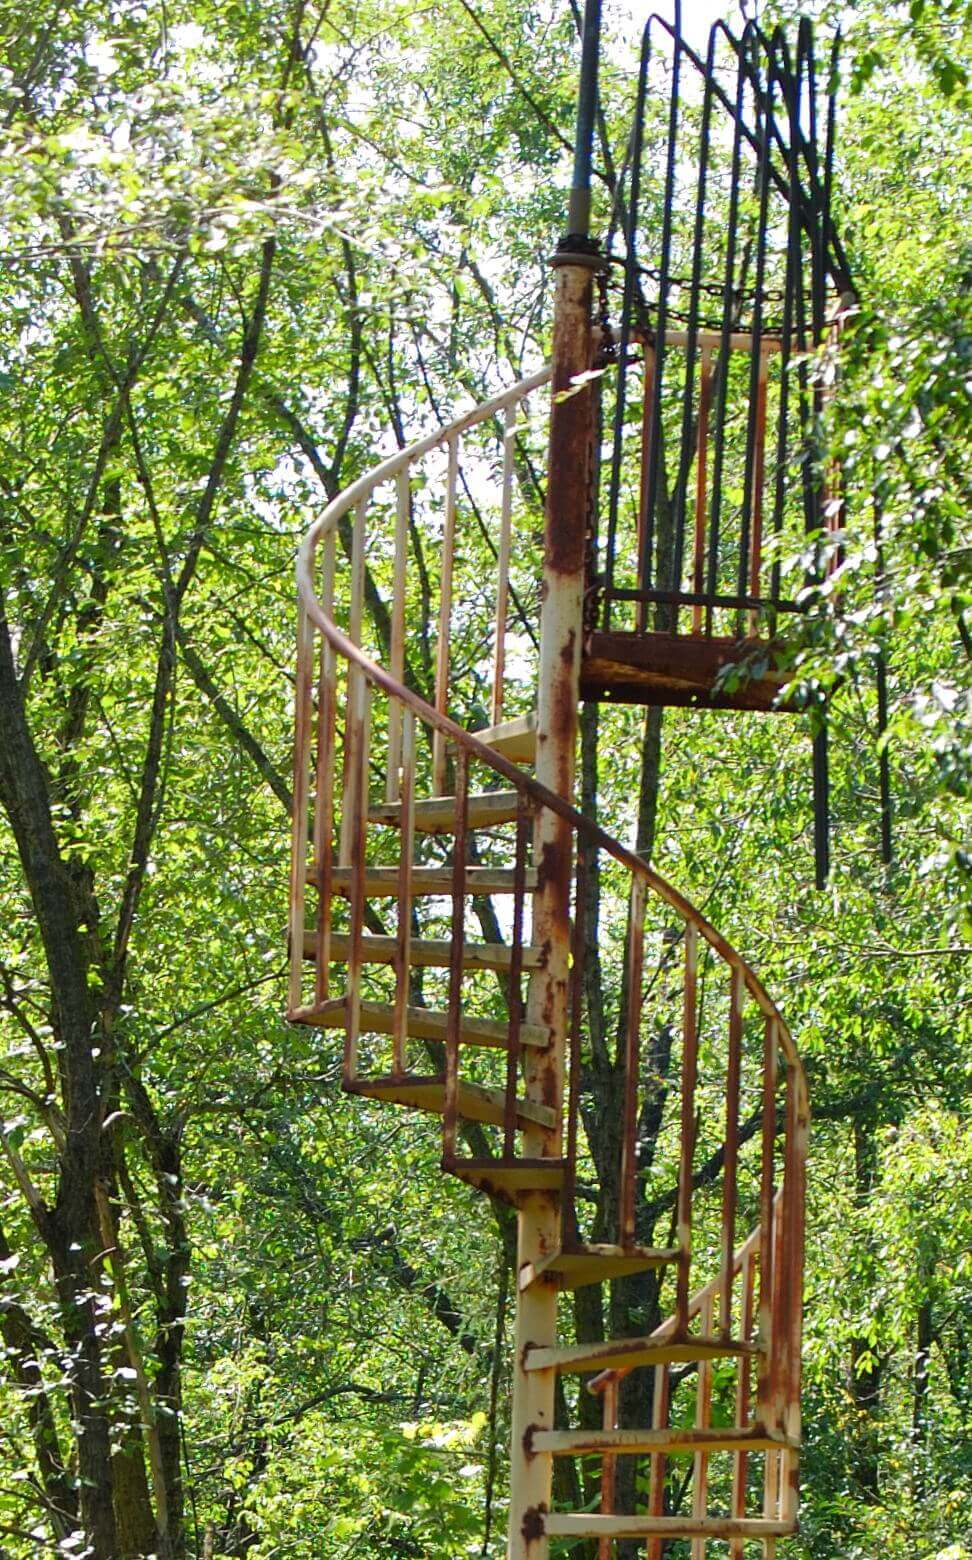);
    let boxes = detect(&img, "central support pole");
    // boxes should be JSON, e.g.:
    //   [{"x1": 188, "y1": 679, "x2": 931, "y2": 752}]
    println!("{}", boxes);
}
[{"x1": 507, "y1": 3, "x2": 603, "y2": 1553}]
